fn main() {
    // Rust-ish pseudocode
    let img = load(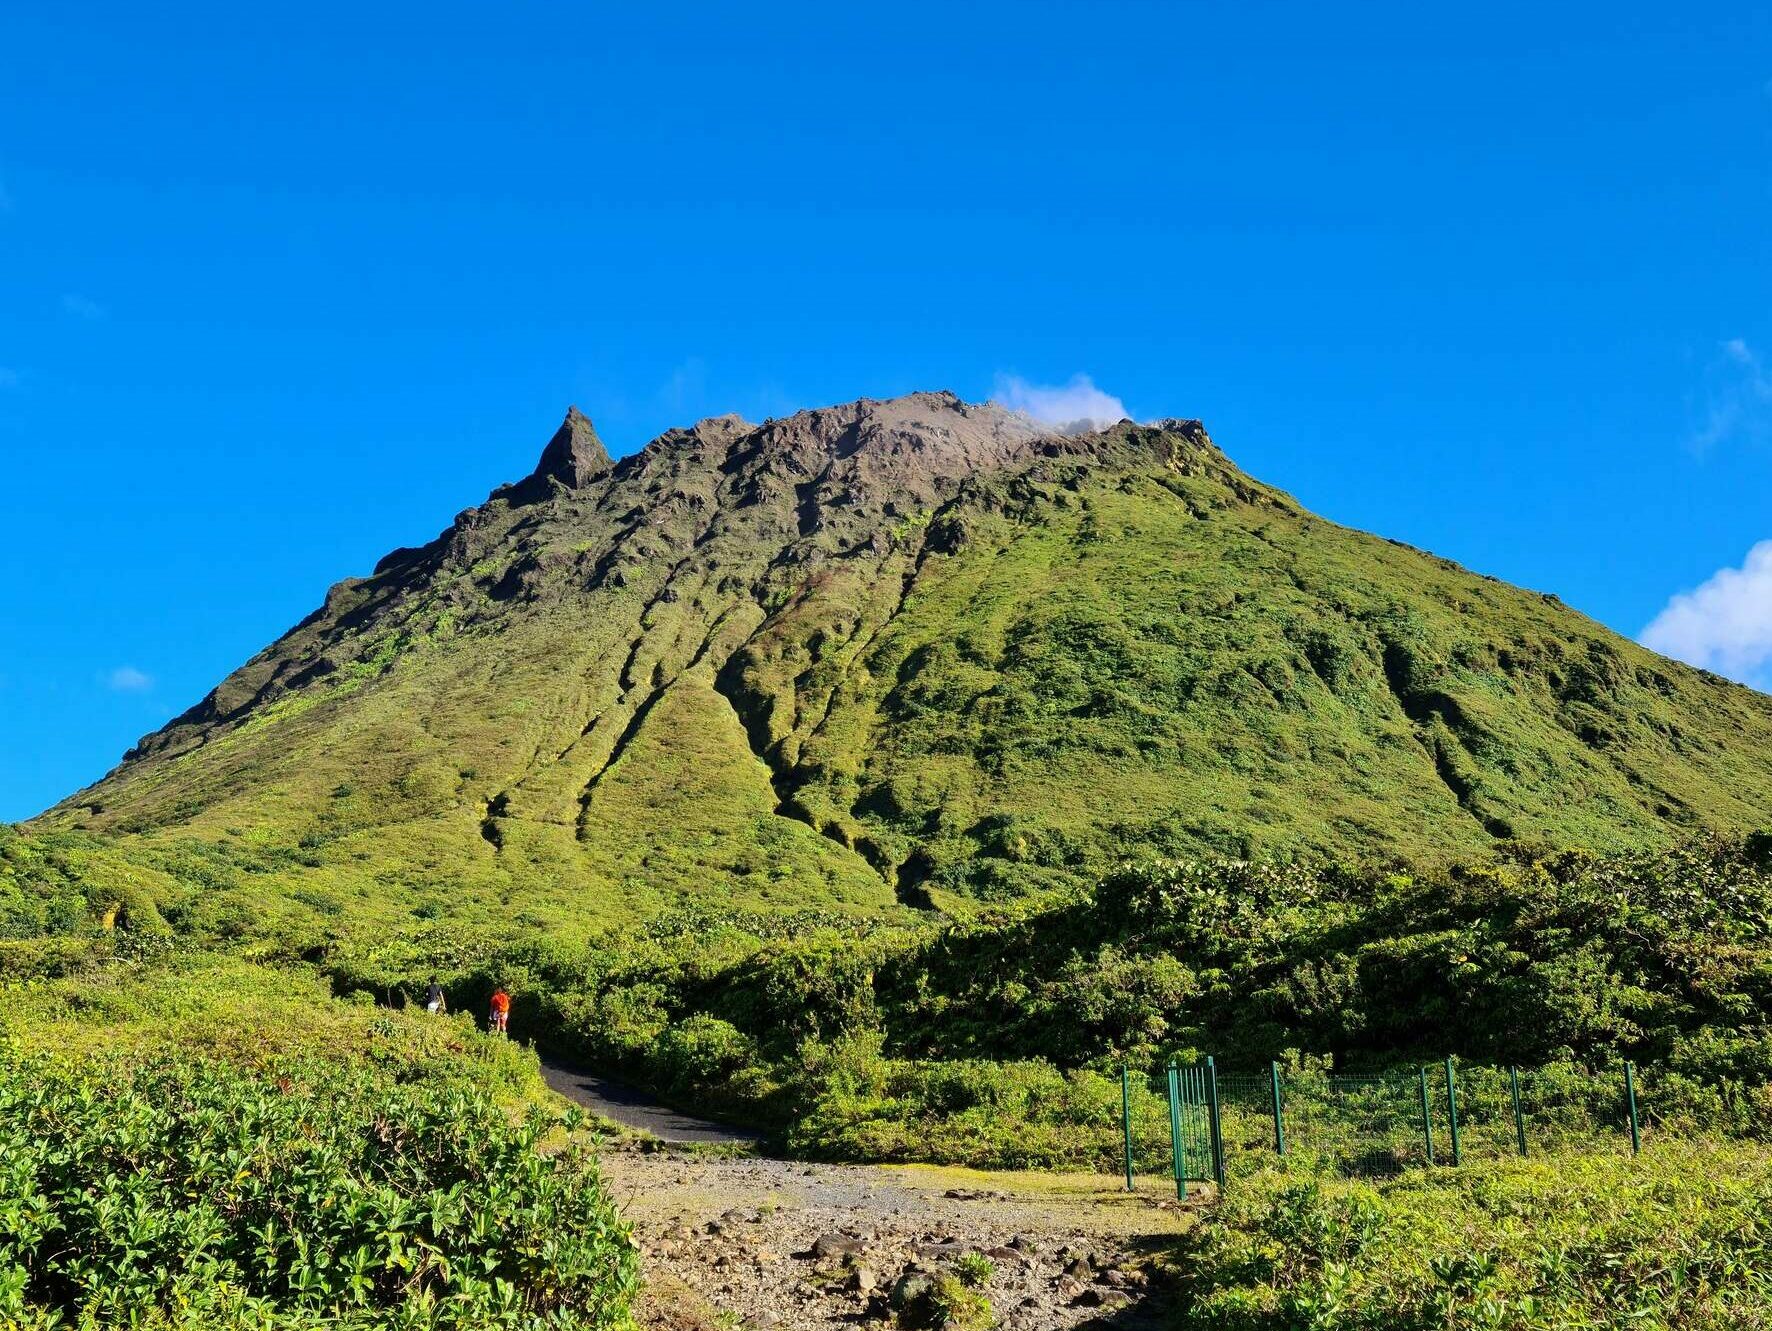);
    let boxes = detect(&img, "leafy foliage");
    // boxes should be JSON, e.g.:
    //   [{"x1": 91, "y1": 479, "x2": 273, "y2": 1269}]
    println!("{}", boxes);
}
[
  {"x1": 300, "y1": 837, "x2": 1772, "y2": 1169},
  {"x1": 0, "y1": 1050, "x2": 638, "y2": 1330}
]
